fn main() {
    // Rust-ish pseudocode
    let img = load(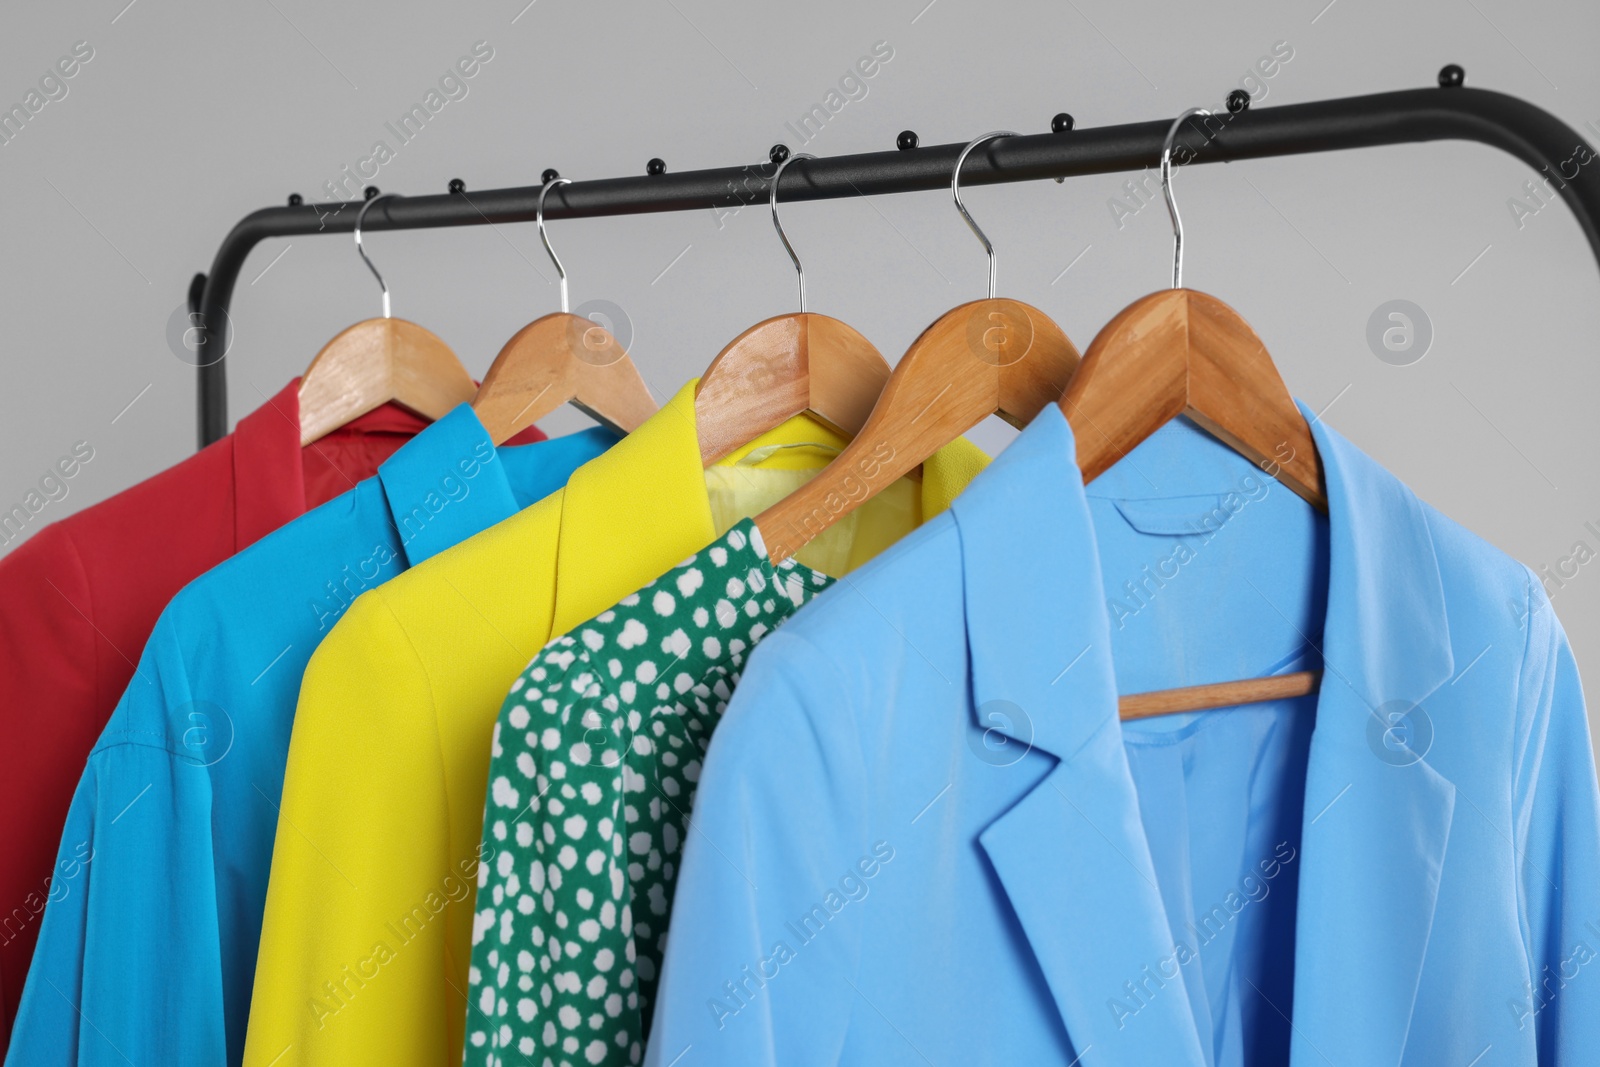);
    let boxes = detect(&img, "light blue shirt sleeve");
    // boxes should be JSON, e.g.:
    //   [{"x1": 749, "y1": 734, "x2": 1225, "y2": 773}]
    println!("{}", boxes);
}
[
  {"x1": 645, "y1": 628, "x2": 868, "y2": 1067},
  {"x1": 1513, "y1": 577, "x2": 1600, "y2": 1061},
  {"x1": 8, "y1": 614, "x2": 228, "y2": 1065}
]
